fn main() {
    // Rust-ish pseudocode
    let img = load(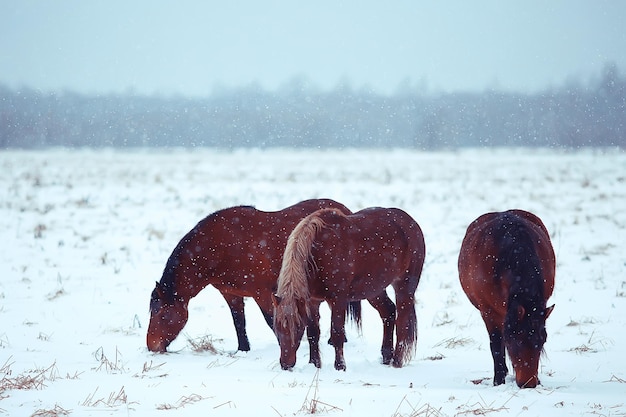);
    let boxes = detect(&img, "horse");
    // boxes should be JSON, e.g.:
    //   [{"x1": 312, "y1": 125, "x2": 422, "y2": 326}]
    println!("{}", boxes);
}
[
  {"x1": 273, "y1": 207, "x2": 425, "y2": 371},
  {"x1": 146, "y1": 198, "x2": 353, "y2": 353},
  {"x1": 458, "y1": 209, "x2": 555, "y2": 388}
]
